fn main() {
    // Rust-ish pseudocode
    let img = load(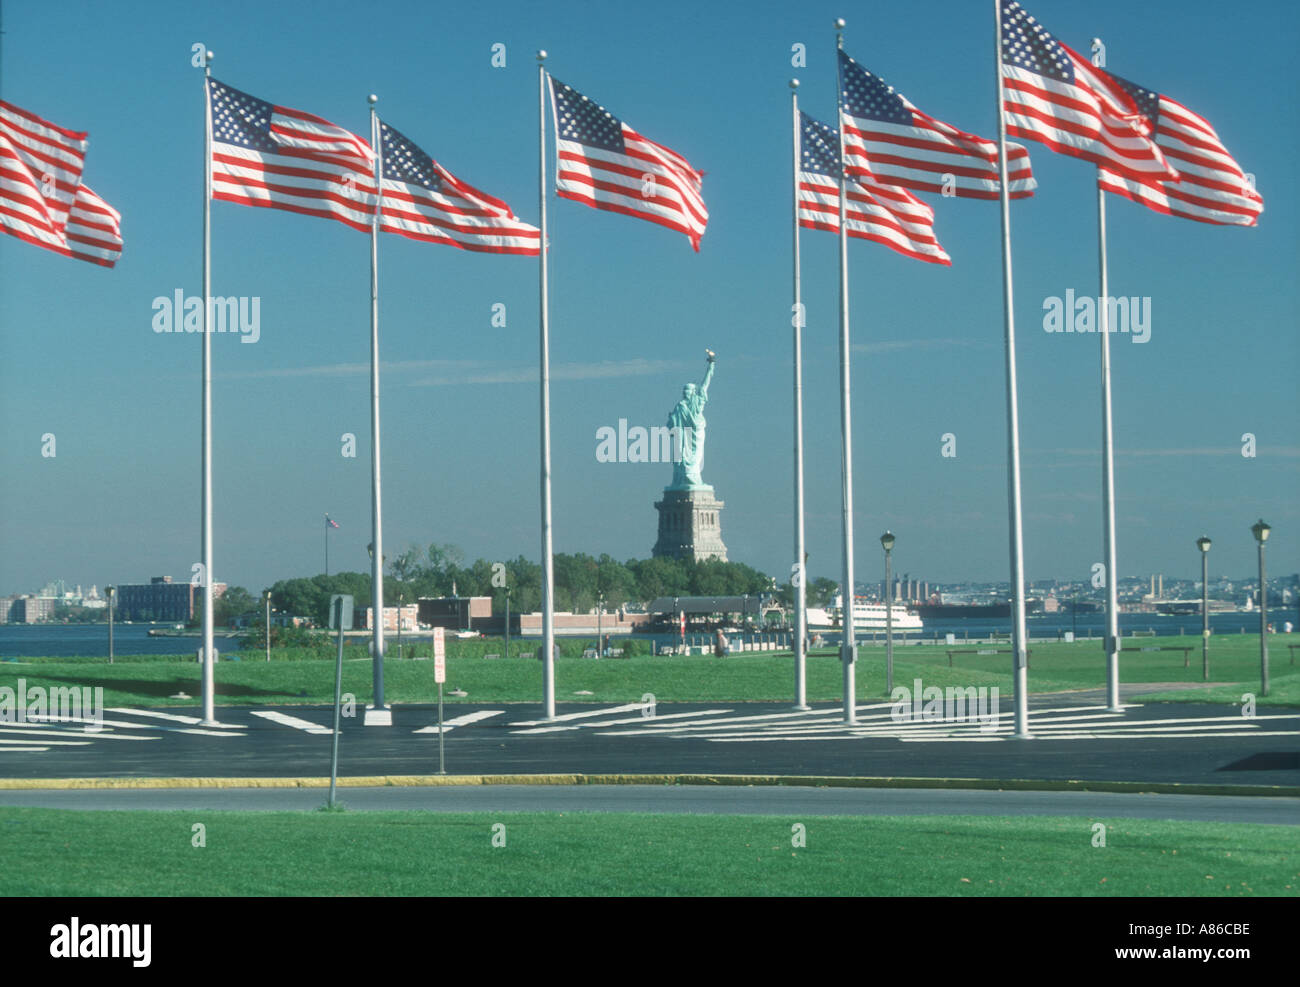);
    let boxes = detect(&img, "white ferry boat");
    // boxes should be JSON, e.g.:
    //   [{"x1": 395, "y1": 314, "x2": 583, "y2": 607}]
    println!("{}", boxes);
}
[{"x1": 806, "y1": 595, "x2": 923, "y2": 632}]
